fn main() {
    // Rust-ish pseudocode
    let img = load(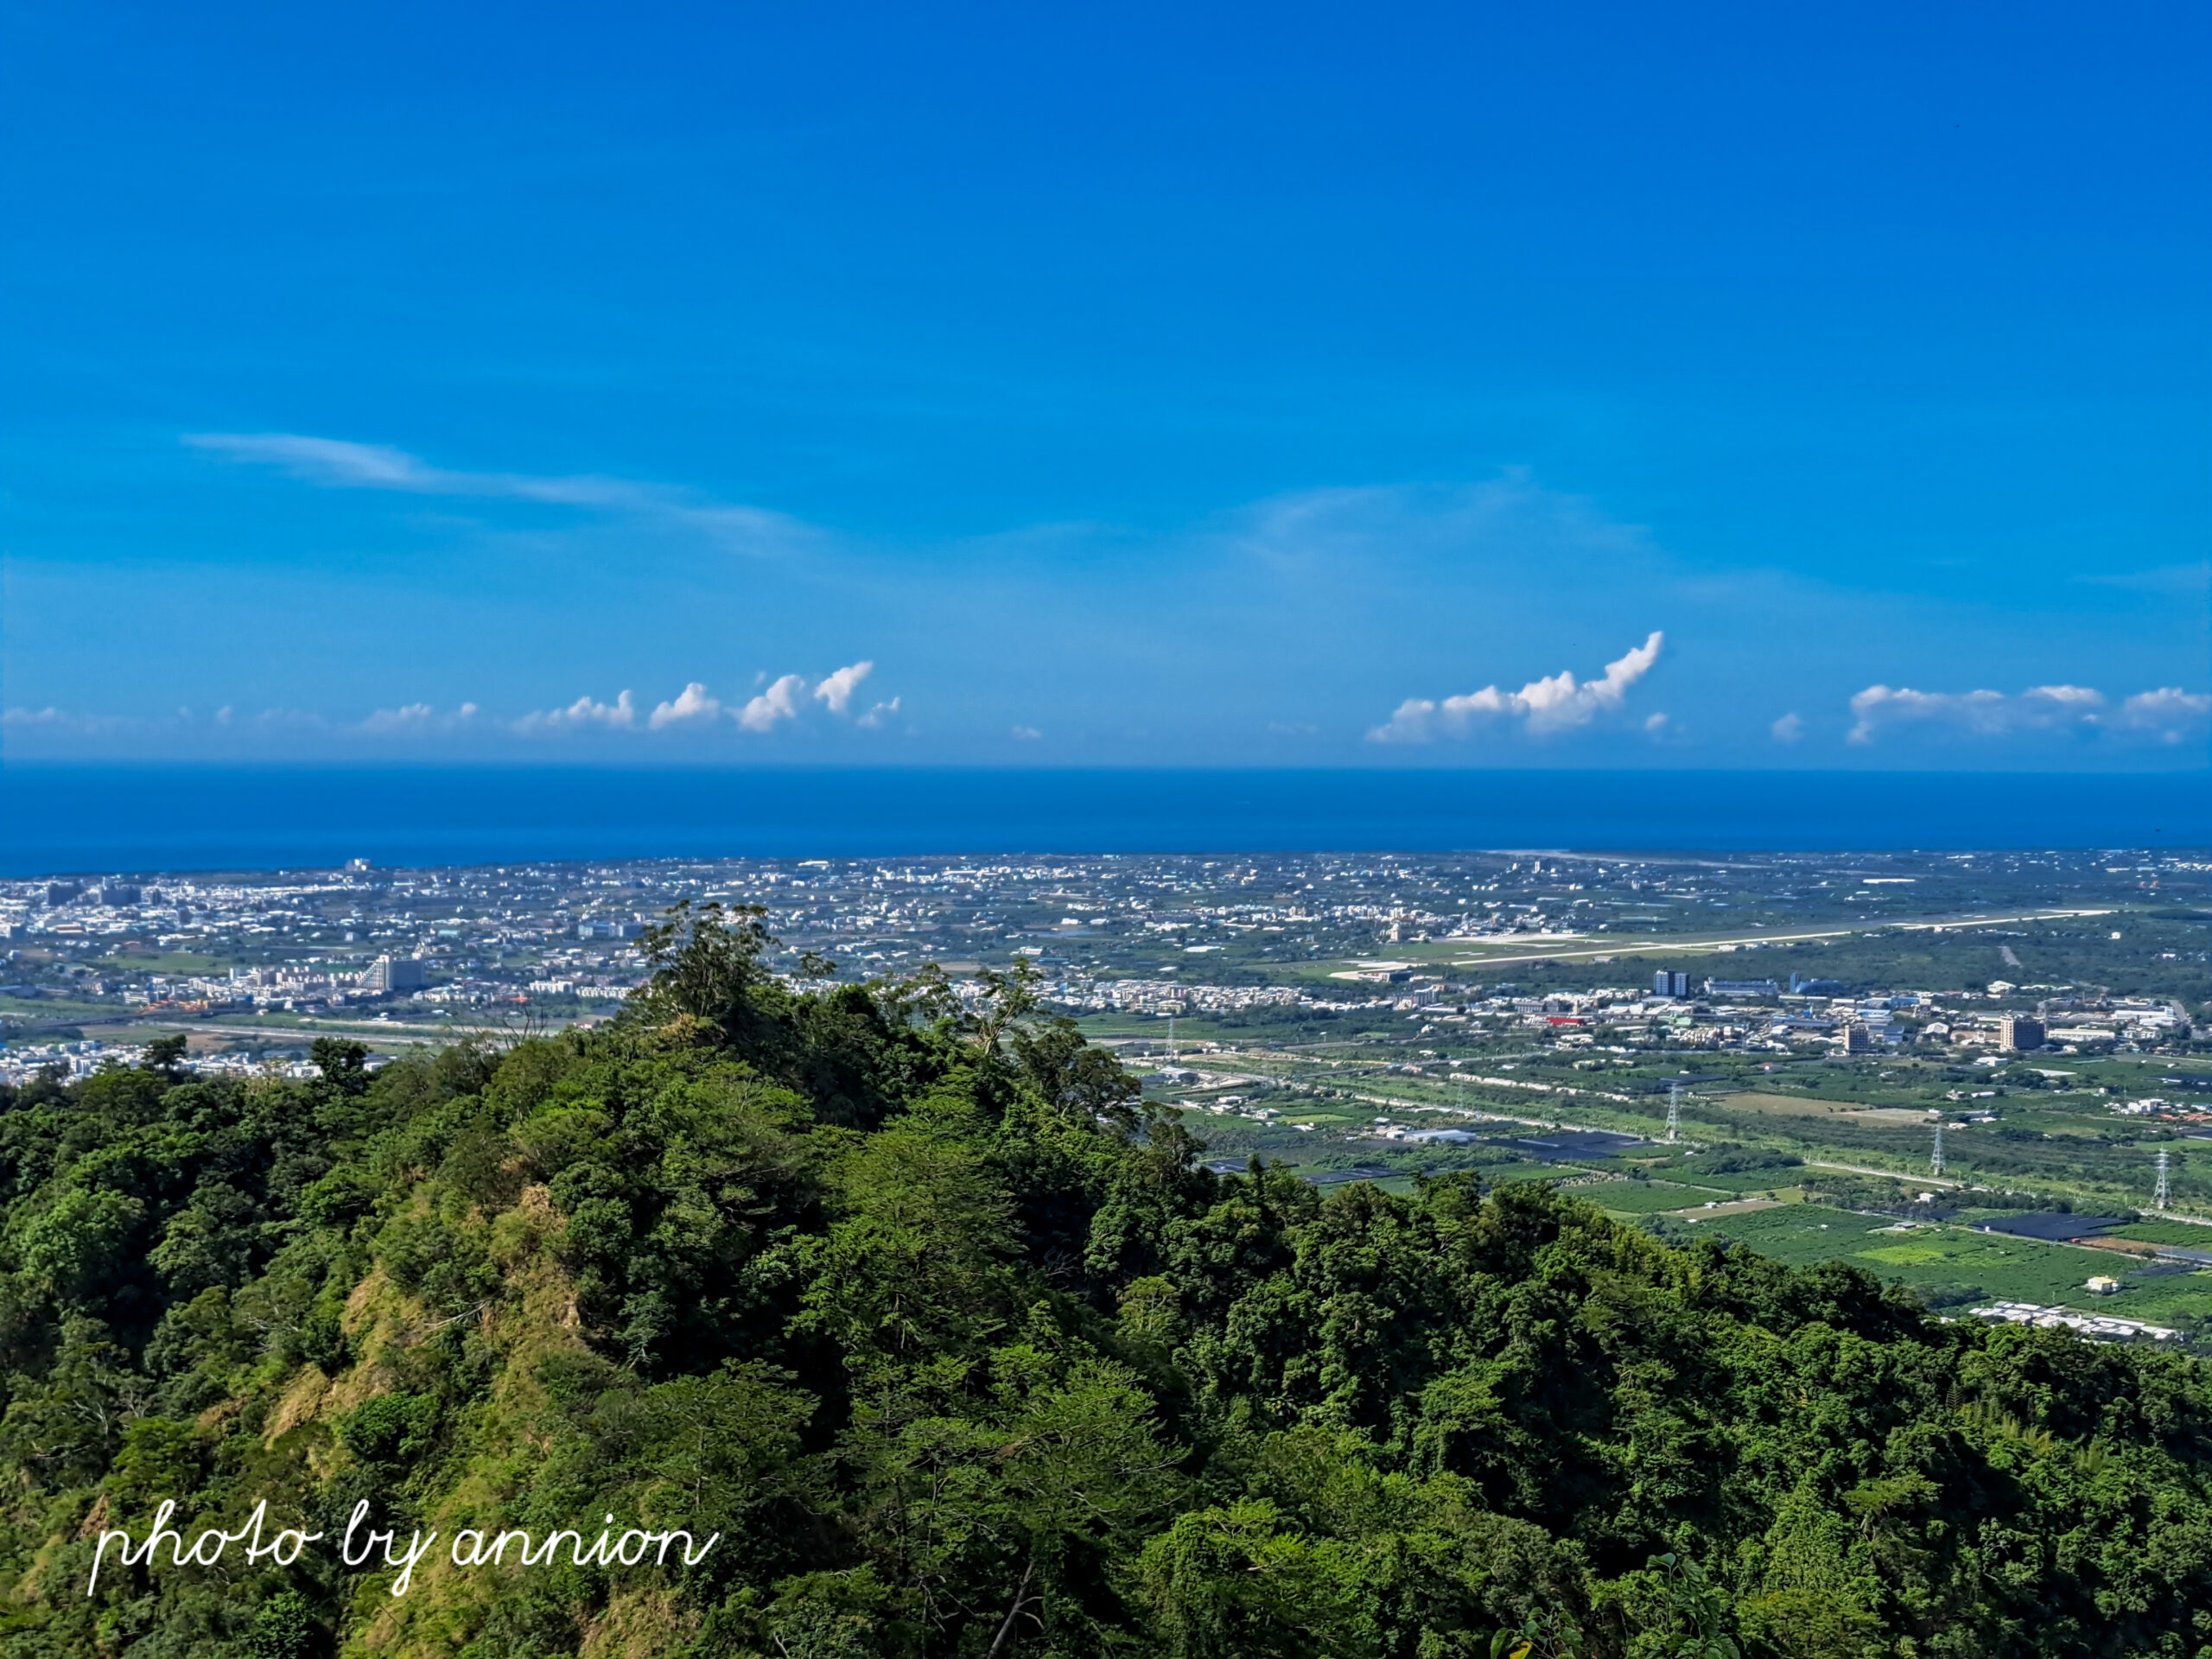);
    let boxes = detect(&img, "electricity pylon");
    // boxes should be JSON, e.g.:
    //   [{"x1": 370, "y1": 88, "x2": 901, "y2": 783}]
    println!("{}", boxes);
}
[
  {"x1": 2156, "y1": 1148, "x2": 2171, "y2": 1212},
  {"x1": 1666, "y1": 1081, "x2": 1681, "y2": 1145}
]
